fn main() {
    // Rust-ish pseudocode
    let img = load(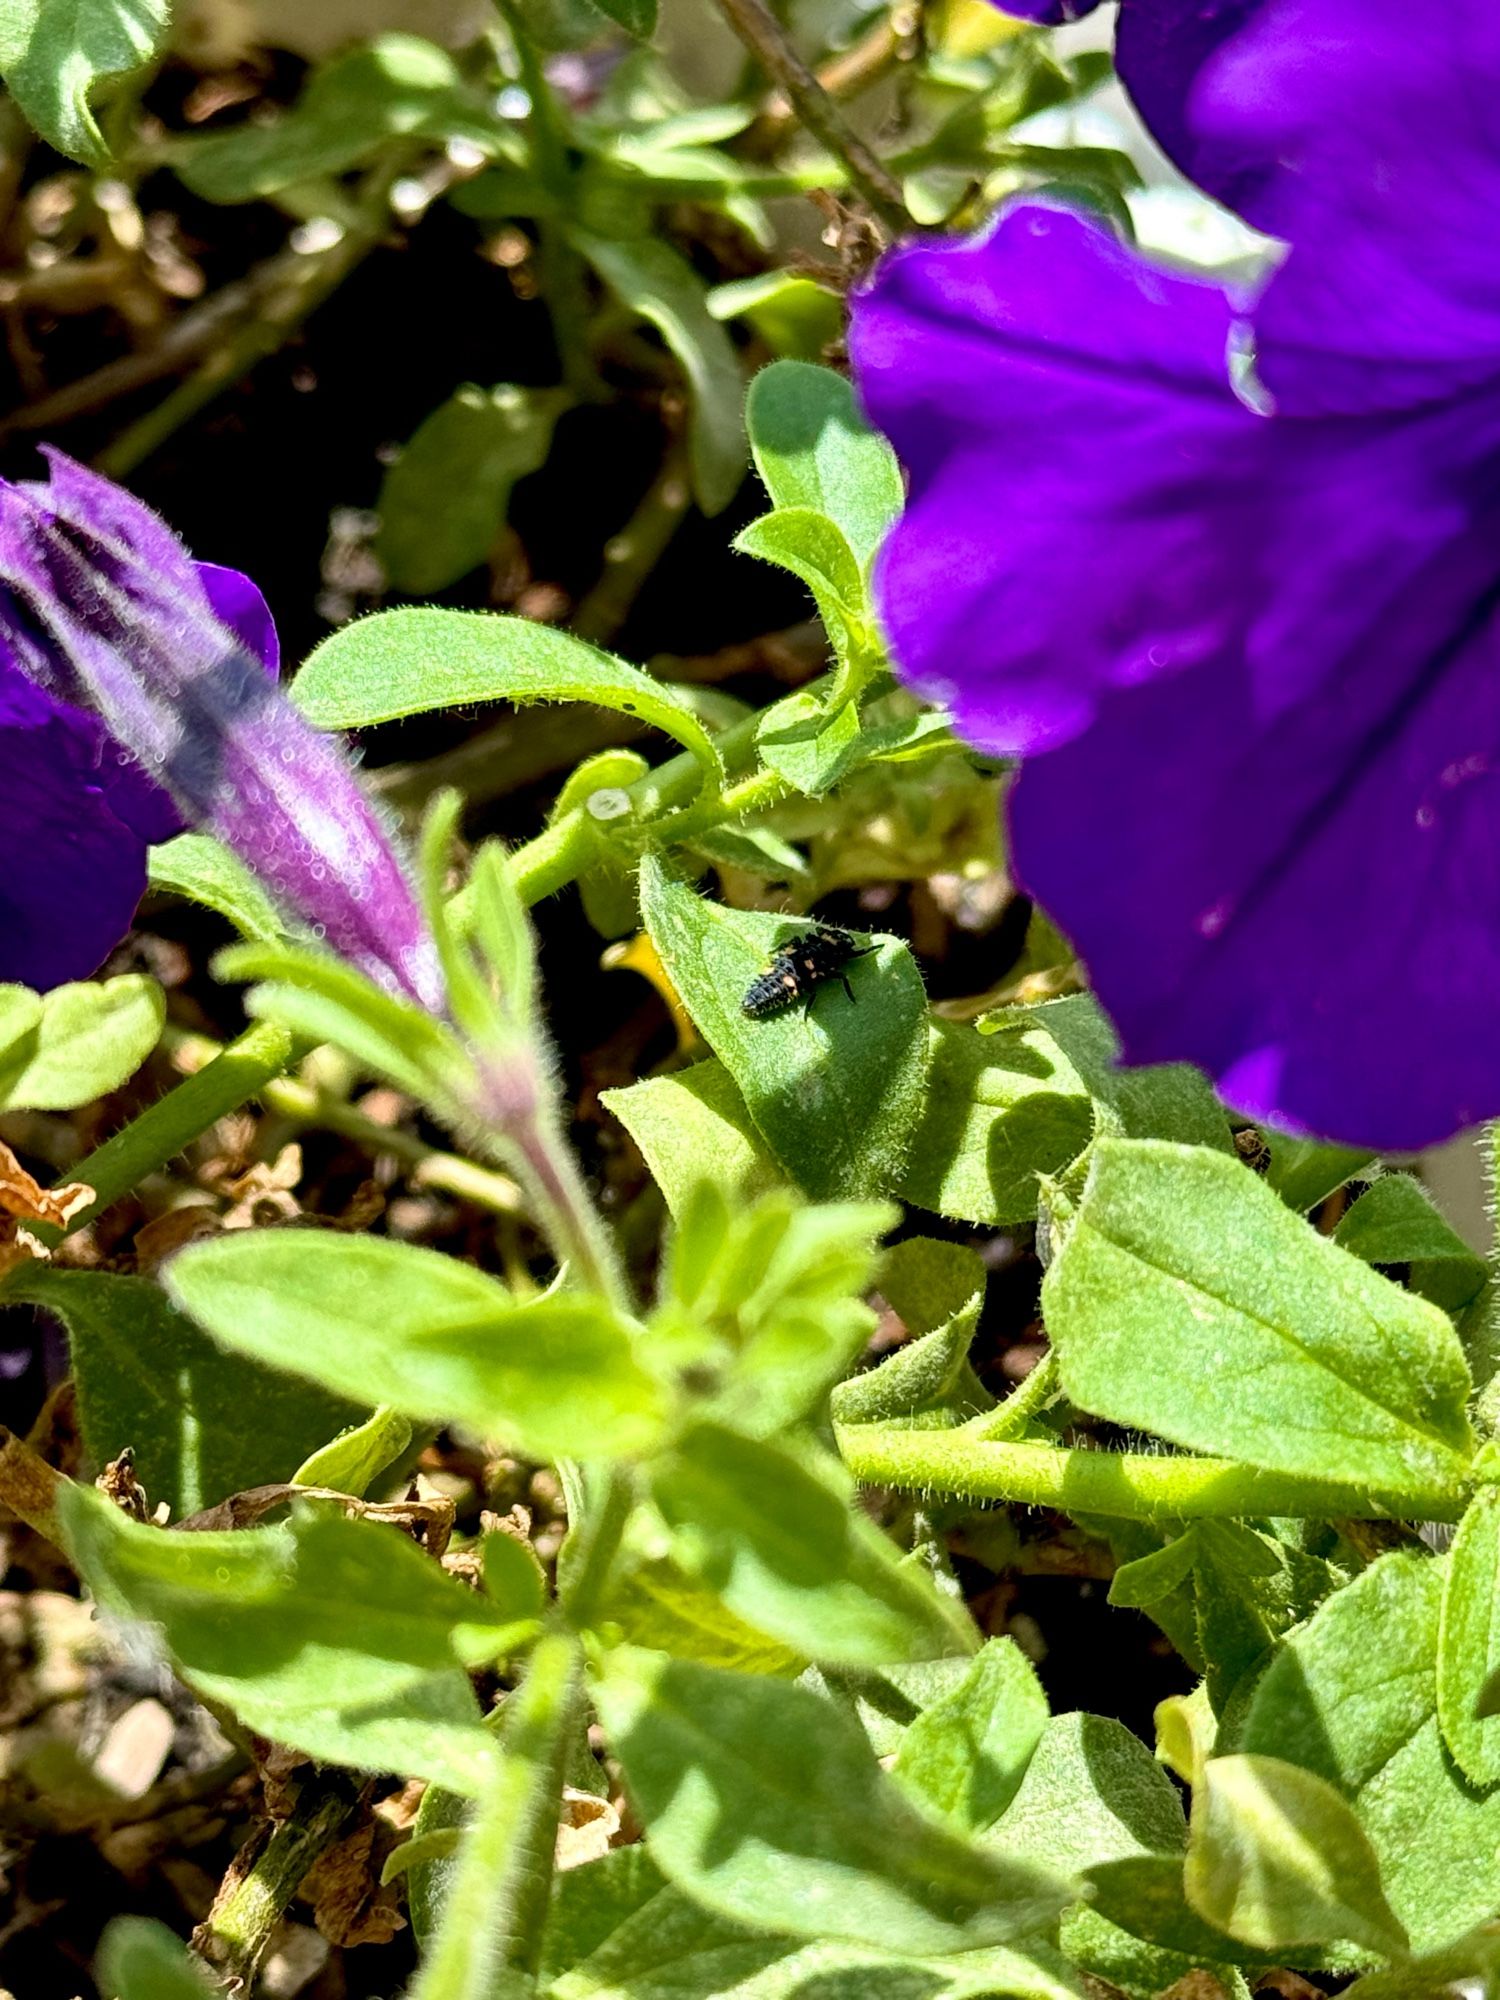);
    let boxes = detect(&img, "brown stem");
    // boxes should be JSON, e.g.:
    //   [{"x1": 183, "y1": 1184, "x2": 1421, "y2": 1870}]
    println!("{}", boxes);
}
[
  {"x1": 743, "y1": 16, "x2": 904, "y2": 155},
  {"x1": 0, "y1": 1426, "x2": 66, "y2": 1546},
  {"x1": 712, "y1": 0, "x2": 912, "y2": 233}
]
